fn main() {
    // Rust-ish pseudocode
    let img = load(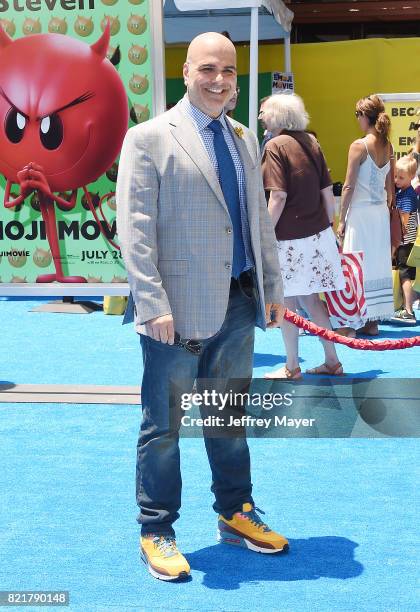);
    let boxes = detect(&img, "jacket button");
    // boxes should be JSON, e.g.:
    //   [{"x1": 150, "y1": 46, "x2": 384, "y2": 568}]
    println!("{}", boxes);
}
[
  {"x1": 225, "y1": 263, "x2": 231, "y2": 270},
  {"x1": 226, "y1": 227, "x2": 233, "y2": 234}
]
